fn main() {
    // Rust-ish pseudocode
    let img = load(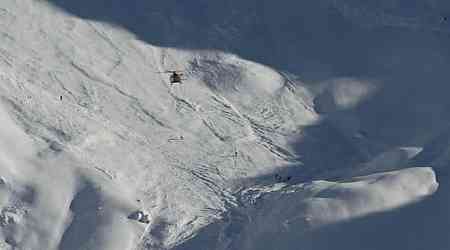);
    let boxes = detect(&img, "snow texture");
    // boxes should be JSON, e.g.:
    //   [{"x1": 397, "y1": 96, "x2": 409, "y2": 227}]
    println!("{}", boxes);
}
[{"x1": 0, "y1": 0, "x2": 449, "y2": 249}]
